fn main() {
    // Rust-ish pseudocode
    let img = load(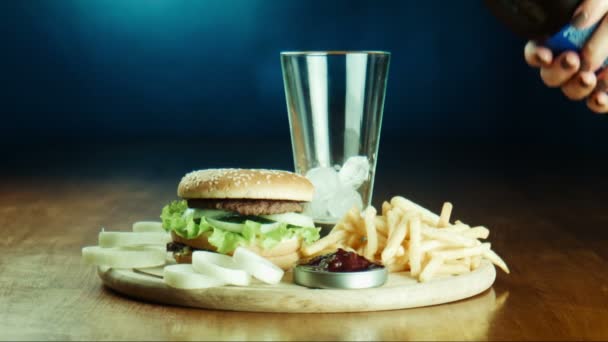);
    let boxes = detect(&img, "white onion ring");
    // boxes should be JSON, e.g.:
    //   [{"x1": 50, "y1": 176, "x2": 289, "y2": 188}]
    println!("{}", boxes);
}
[
  {"x1": 98, "y1": 231, "x2": 171, "y2": 248},
  {"x1": 205, "y1": 218, "x2": 245, "y2": 233},
  {"x1": 192, "y1": 251, "x2": 250, "y2": 286},
  {"x1": 82, "y1": 246, "x2": 165, "y2": 268},
  {"x1": 132, "y1": 221, "x2": 164, "y2": 232},
  {"x1": 260, "y1": 222, "x2": 282, "y2": 234},
  {"x1": 233, "y1": 247, "x2": 284, "y2": 285},
  {"x1": 261, "y1": 212, "x2": 314, "y2": 228},
  {"x1": 163, "y1": 264, "x2": 226, "y2": 289}
]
